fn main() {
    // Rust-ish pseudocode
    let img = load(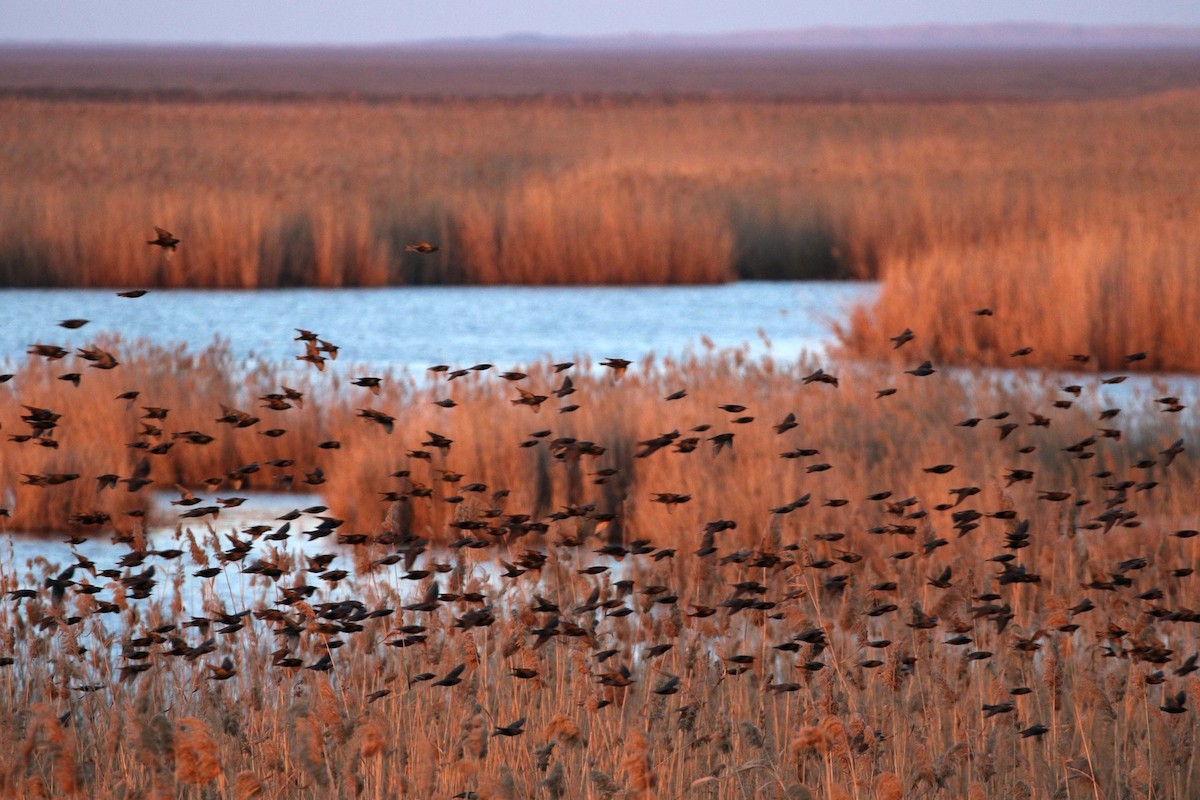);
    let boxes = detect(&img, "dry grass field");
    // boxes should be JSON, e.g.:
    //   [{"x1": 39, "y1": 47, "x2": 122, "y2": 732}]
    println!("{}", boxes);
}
[
  {"x1": 5, "y1": 45, "x2": 1200, "y2": 100},
  {"x1": 0, "y1": 310, "x2": 1196, "y2": 797},
  {"x1": 7, "y1": 45, "x2": 1200, "y2": 100},
  {"x1": 2, "y1": 83, "x2": 1199, "y2": 367}
]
